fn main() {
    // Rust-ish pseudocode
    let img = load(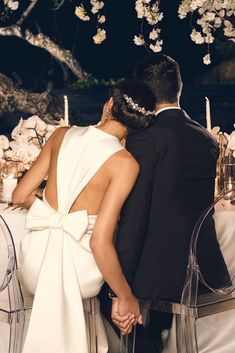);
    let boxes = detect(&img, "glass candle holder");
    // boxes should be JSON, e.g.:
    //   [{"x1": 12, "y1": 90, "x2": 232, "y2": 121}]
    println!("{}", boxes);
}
[{"x1": 0, "y1": 161, "x2": 18, "y2": 203}]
